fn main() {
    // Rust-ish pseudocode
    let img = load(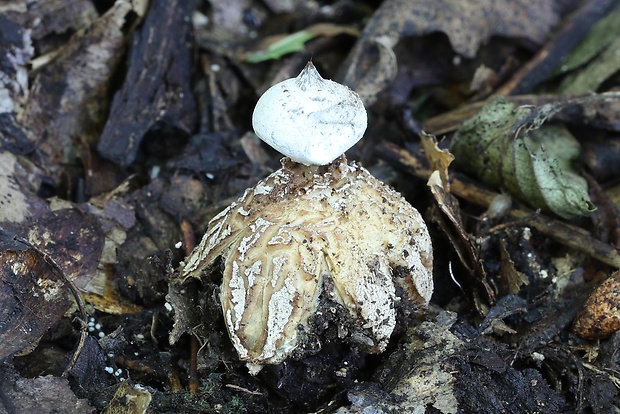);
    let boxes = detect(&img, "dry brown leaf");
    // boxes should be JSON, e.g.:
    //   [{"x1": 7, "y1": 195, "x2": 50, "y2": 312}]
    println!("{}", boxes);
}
[
  {"x1": 0, "y1": 229, "x2": 73, "y2": 360},
  {"x1": 26, "y1": 208, "x2": 104, "y2": 292},
  {"x1": 422, "y1": 135, "x2": 487, "y2": 303},
  {"x1": 79, "y1": 187, "x2": 136, "y2": 299},
  {"x1": 81, "y1": 278, "x2": 143, "y2": 315},
  {"x1": 0, "y1": 151, "x2": 49, "y2": 230},
  {"x1": 420, "y1": 132, "x2": 454, "y2": 190},
  {"x1": 498, "y1": 240, "x2": 529, "y2": 295},
  {"x1": 341, "y1": 0, "x2": 560, "y2": 103},
  {"x1": 427, "y1": 171, "x2": 495, "y2": 309},
  {"x1": 1, "y1": 0, "x2": 98, "y2": 49},
  {"x1": 102, "y1": 381, "x2": 151, "y2": 414}
]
